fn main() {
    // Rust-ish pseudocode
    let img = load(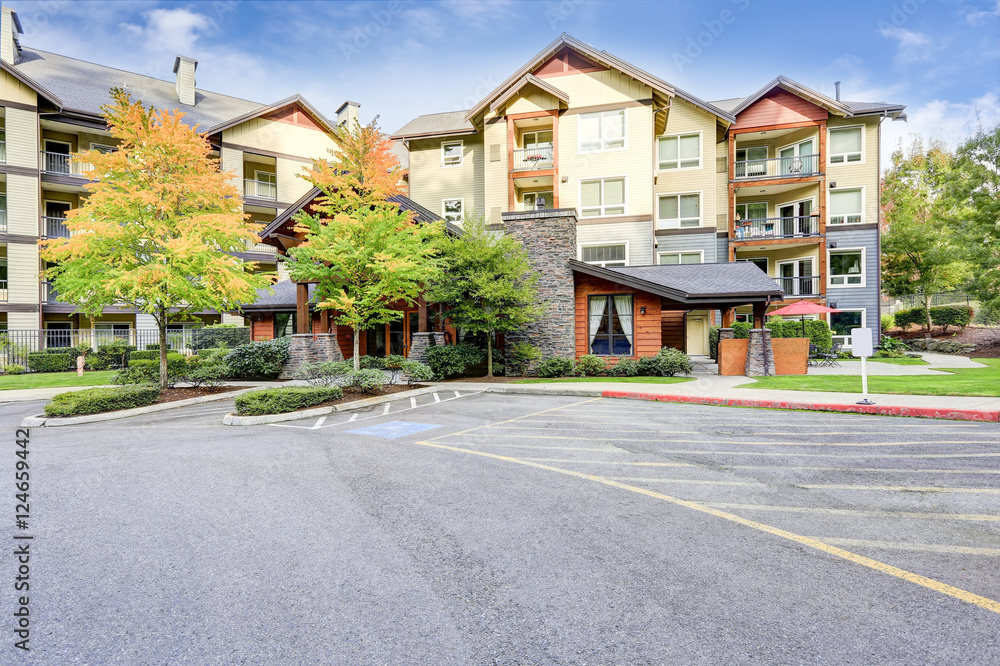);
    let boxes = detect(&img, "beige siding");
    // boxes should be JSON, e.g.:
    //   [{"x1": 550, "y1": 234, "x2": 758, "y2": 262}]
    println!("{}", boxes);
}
[
  {"x1": 5, "y1": 107, "x2": 38, "y2": 170},
  {"x1": 549, "y1": 70, "x2": 651, "y2": 107},
  {"x1": 7, "y1": 241, "x2": 39, "y2": 304},
  {"x1": 578, "y1": 220, "x2": 653, "y2": 266},
  {"x1": 221, "y1": 146, "x2": 244, "y2": 187},
  {"x1": 223, "y1": 119, "x2": 336, "y2": 159},
  {"x1": 654, "y1": 99, "x2": 719, "y2": 231},
  {"x1": 0, "y1": 70, "x2": 37, "y2": 107},
  {"x1": 7, "y1": 312, "x2": 38, "y2": 329},
  {"x1": 408, "y1": 136, "x2": 484, "y2": 220},
  {"x1": 507, "y1": 89, "x2": 561, "y2": 115},
  {"x1": 275, "y1": 157, "x2": 313, "y2": 204},
  {"x1": 7, "y1": 173, "x2": 38, "y2": 236},
  {"x1": 483, "y1": 118, "x2": 508, "y2": 222},
  {"x1": 827, "y1": 116, "x2": 880, "y2": 226}
]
